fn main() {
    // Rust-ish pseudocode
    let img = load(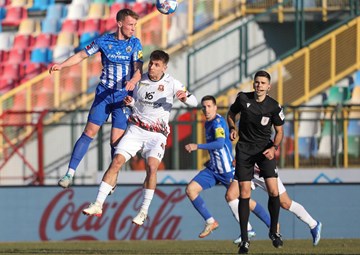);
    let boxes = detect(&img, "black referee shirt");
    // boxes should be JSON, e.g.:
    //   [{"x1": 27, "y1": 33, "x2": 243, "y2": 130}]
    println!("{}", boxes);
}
[{"x1": 230, "y1": 92, "x2": 285, "y2": 149}]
